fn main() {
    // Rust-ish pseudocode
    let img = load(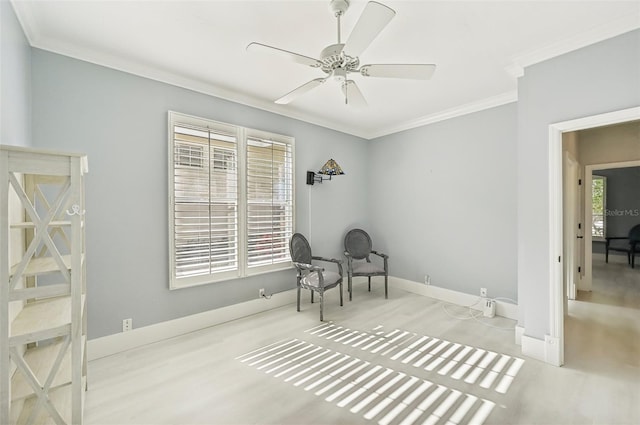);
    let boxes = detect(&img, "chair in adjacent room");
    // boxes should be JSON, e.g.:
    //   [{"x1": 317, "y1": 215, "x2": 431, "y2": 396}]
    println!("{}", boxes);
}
[
  {"x1": 289, "y1": 233, "x2": 344, "y2": 321},
  {"x1": 605, "y1": 223, "x2": 640, "y2": 268},
  {"x1": 343, "y1": 229, "x2": 389, "y2": 300}
]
